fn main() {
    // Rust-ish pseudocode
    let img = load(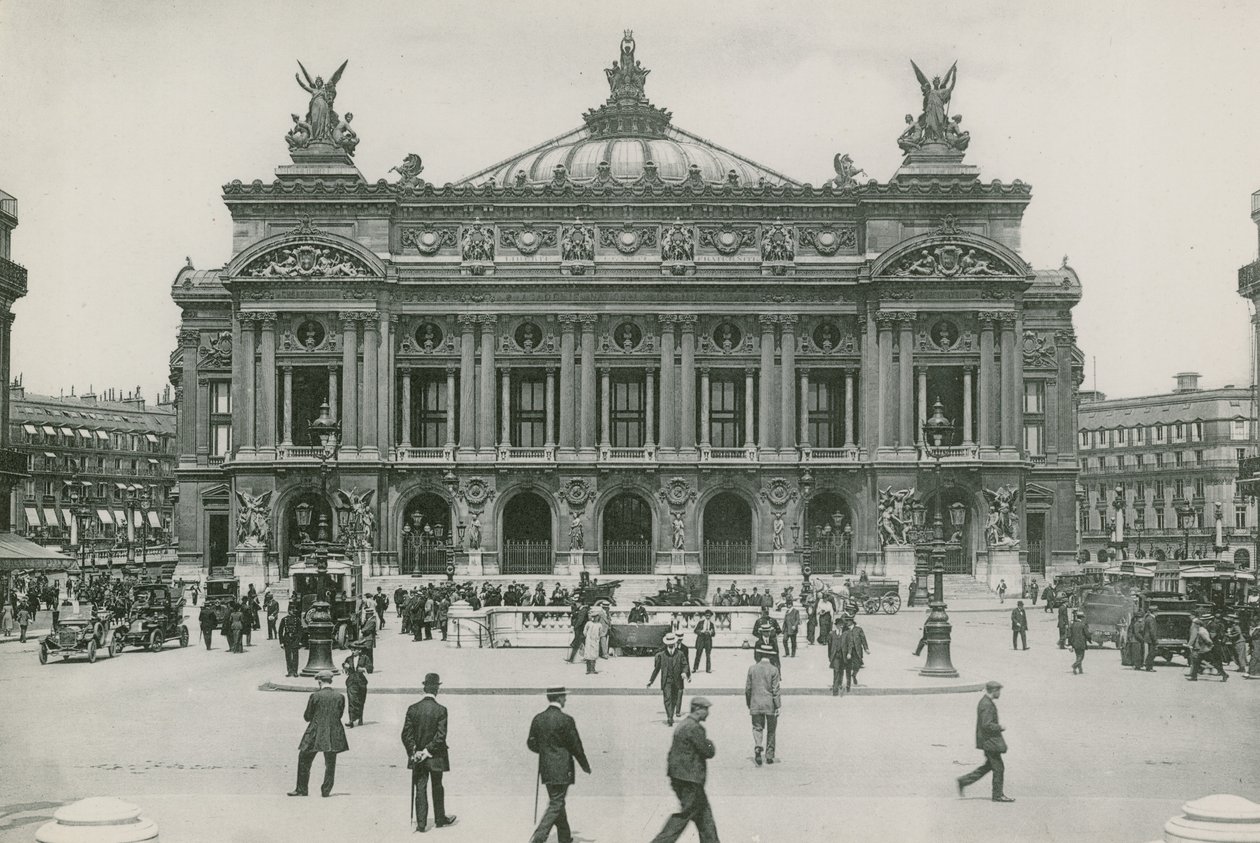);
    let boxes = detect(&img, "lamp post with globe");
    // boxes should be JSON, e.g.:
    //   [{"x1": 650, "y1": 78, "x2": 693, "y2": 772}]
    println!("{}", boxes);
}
[{"x1": 917, "y1": 398, "x2": 962, "y2": 677}]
